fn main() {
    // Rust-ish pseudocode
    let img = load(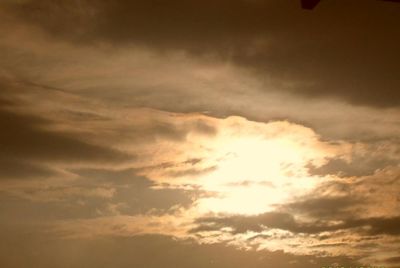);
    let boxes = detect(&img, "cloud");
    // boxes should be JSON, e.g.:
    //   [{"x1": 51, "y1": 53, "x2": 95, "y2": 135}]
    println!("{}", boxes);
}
[
  {"x1": 347, "y1": 216, "x2": 400, "y2": 236},
  {"x1": 0, "y1": 231, "x2": 361, "y2": 268},
  {"x1": 0, "y1": 167, "x2": 198, "y2": 226},
  {"x1": 0, "y1": 108, "x2": 130, "y2": 165},
  {"x1": 71, "y1": 168, "x2": 197, "y2": 215},
  {"x1": 307, "y1": 142, "x2": 400, "y2": 177},
  {"x1": 0, "y1": 155, "x2": 58, "y2": 180},
  {"x1": 0, "y1": 1, "x2": 399, "y2": 266},
  {"x1": 283, "y1": 196, "x2": 361, "y2": 219},
  {"x1": 0, "y1": 82, "x2": 133, "y2": 181},
  {"x1": 3, "y1": 0, "x2": 400, "y2": 108},
  {"x1": 308, "y1": 157, "x2": 390, "y2": 177},
  {"x1": 385, "y1": 256, "x2": 400, "y2": 265},
  {"x1": 192, "y1": 212, "x2": 343, "y2": 235},
  {"x1": 192, "y1": 212, "x2": 400, "y2": 237},
  {"x1": 0, "y1": 20, "x2": 399, "y2": 144}
]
